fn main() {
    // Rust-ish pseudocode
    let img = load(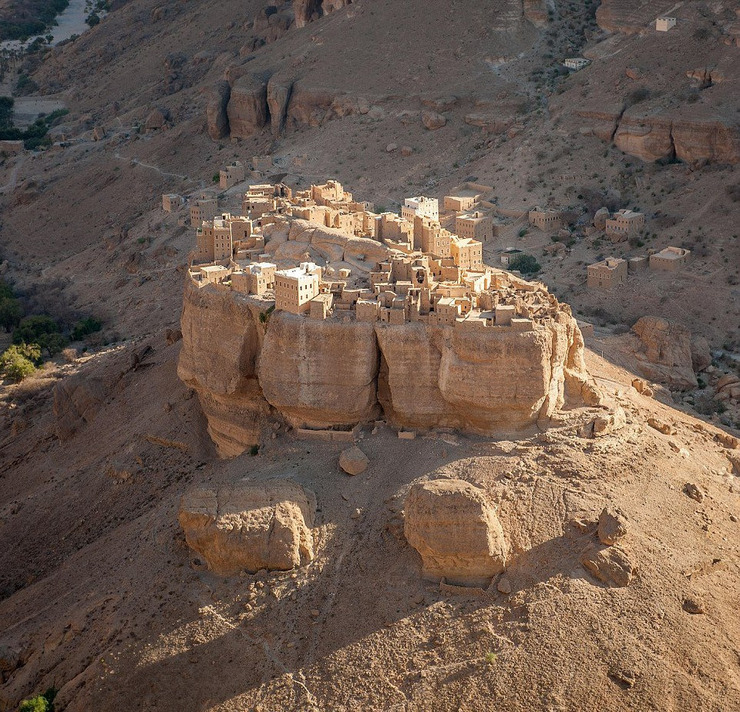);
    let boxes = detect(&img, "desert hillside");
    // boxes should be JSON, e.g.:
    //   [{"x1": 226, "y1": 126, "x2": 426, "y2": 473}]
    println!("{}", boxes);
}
[{"x1": 1, "y1": 0, "x2": 739, "y2": 710}]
